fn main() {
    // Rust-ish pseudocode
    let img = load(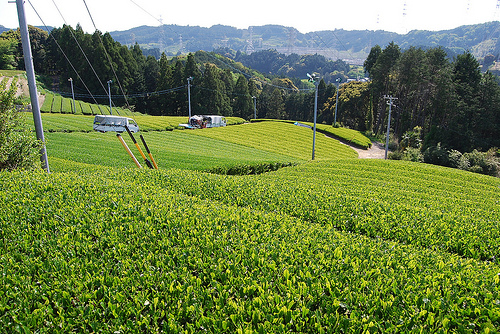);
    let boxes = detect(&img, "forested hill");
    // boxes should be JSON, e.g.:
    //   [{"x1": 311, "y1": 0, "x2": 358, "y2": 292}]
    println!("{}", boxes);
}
[
  {"x1": 110, "y1": 21, "x2": 500, "y2": 63},
  {"x1": 0, "y1": 25, "x2": 10, "y2": 35}
]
